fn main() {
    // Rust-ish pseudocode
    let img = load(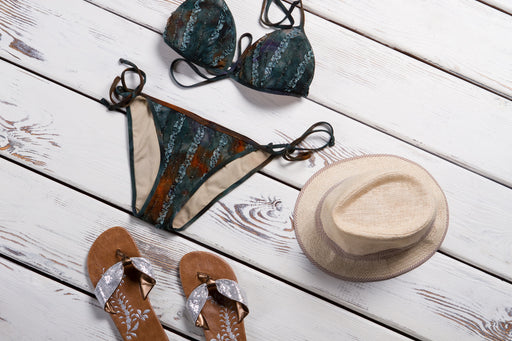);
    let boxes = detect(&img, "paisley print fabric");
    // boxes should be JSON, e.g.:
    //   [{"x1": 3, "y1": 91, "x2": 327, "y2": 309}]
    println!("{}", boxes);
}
[{"x1": 164, "y1": 0, "x2": 236, "y2": 73}]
